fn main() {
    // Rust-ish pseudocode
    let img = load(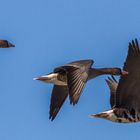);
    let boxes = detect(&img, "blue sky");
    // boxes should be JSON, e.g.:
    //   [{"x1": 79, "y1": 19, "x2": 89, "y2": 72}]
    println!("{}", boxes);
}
[{"x1": 0, "y1": 0, "x2": 140, "y2": 139}]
